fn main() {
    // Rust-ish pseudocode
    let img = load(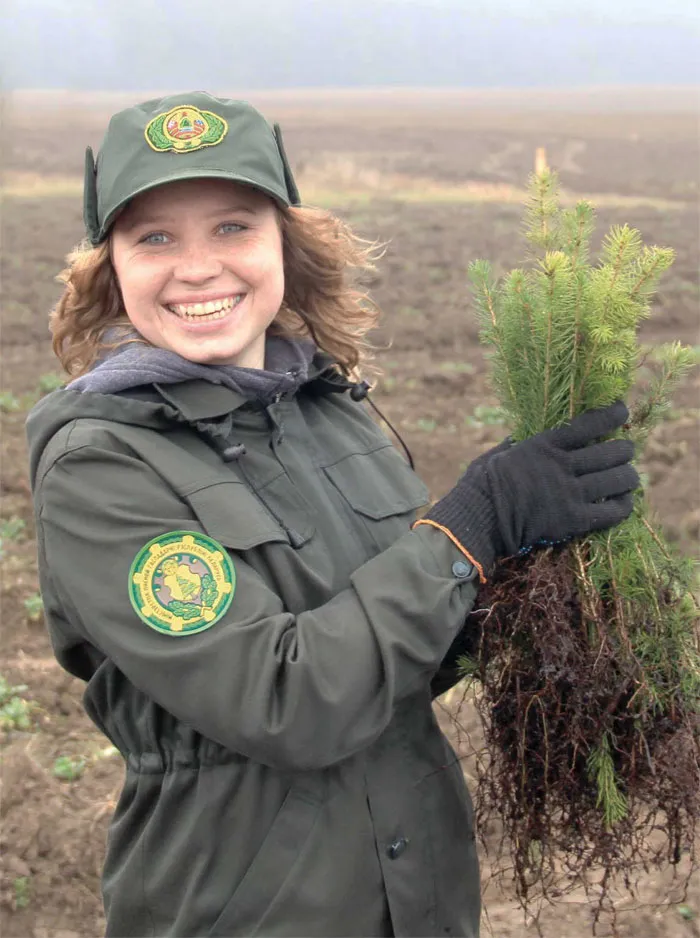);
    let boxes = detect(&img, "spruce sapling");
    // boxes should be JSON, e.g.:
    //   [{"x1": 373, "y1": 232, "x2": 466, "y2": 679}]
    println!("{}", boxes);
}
[{"x1": 461, "y1": 169, "x2": 699, "y2": 930}]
